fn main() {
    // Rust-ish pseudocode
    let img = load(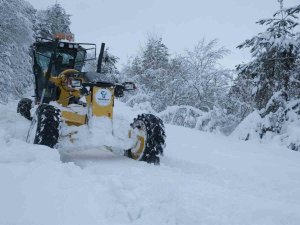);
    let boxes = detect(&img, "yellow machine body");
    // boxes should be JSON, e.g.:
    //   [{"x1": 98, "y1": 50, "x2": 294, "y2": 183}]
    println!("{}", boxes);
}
[
  {"x1": 49, "y1": 69, "x2": 114, "y2": 126},
  {"x1": 61, "y1": 111, "x2": 86, "y2": 126}
]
